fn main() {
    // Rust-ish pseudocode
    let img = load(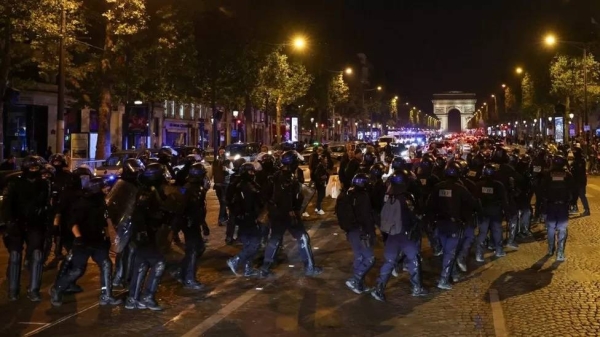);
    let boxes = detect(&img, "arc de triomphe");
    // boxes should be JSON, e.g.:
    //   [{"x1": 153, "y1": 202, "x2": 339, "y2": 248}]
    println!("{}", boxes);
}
[{"x1": 432, "y1": 92, "x2": 476, "y2": 132}]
